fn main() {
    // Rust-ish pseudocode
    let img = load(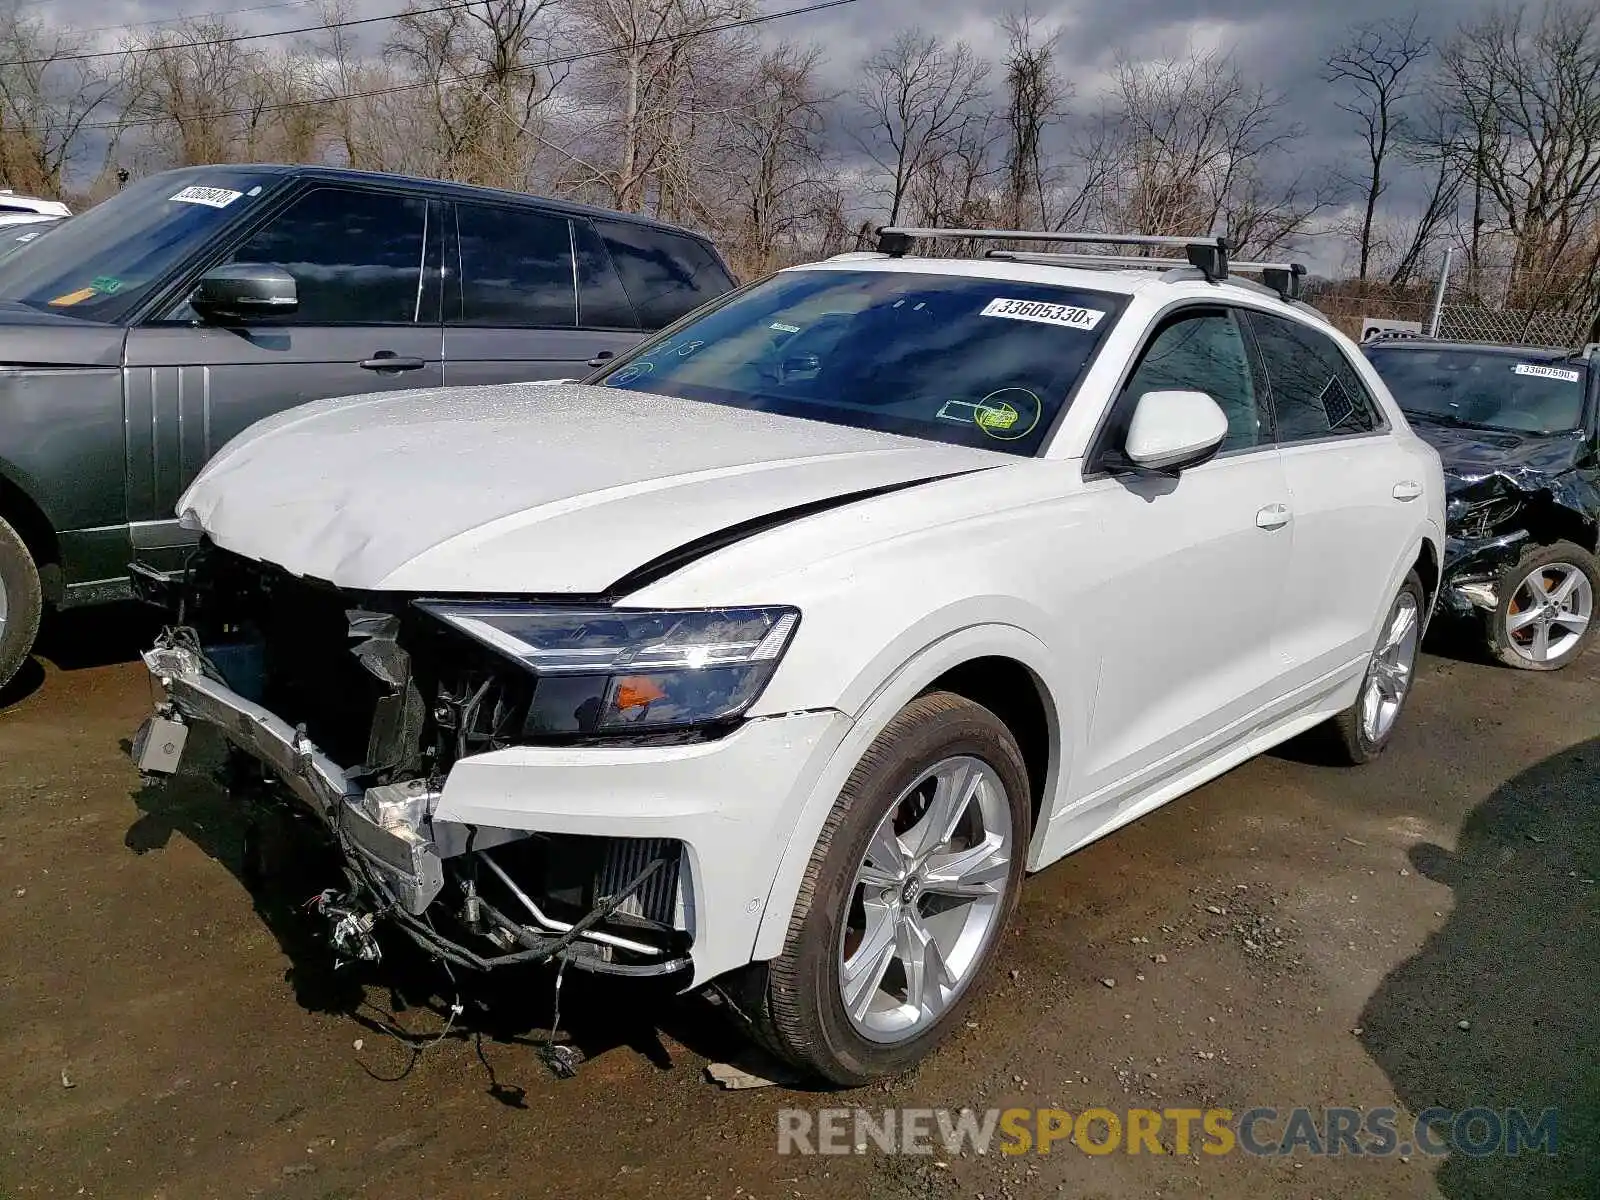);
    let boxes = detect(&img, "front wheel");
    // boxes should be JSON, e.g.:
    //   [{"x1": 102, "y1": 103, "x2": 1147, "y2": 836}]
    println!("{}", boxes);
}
[
  {"x1": 731, "y1": 692, "x2": 1030, "y2": 1085},
  {"x1": 0, "y1": 514, "x2": 42, "y2": 693},
  {"x1": 1486, "y1": 542, "x2": 1599, "y2": 671},
  {"x1": 1326, "y1": 569, "x2": 1425, "y2": 765}
]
